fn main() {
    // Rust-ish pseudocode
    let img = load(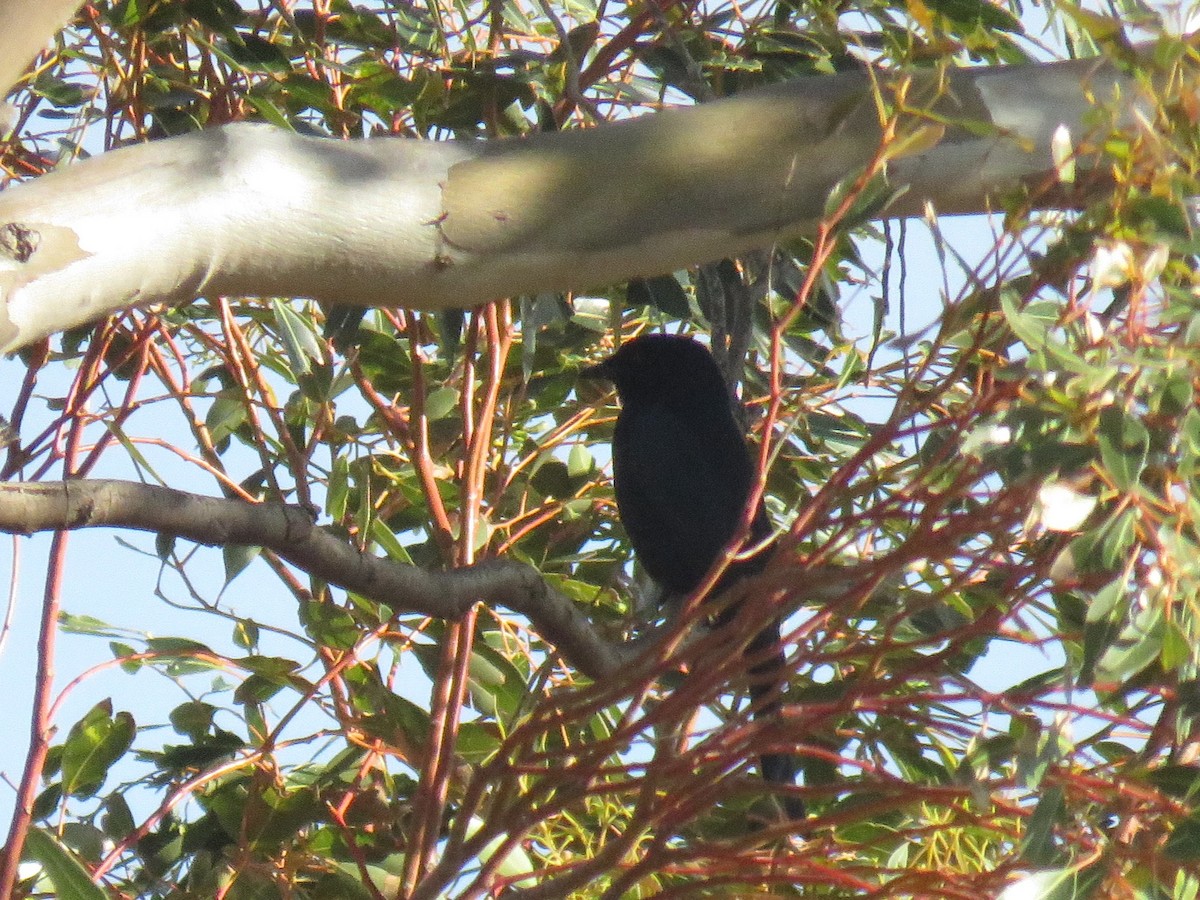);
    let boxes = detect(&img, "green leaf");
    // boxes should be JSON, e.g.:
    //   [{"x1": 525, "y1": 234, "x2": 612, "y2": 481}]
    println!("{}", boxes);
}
[
  {"x1": 465, "y1": 642, "x2": 528, "y2": 720},
  {"x1": 272, "y1": 299, "x2": 324, "y2": 376},
  {"x1": 353, "y1": 70, "x2": 420, "y2": 116},
  {"x1": 998, "y1": 867, "x2": 1090, "y2": 900},
  {"x1": 370, "y1": 518, "x2": 415, "y2": 565},
  {"x1": 238, "y1": 655, "x2": 302, "y2": 680},
  {"x1": 824, "y1": 168, "x2": 904, "y2": 225},
  {"x1": 32, "y1": 74, "x2": 90, "y2": 108},
  {"x1": 31, "y1": 783, "x2": 62, "y2": 821},
  {"x1": 1085, "y1": 578, "x2": 1125, "y2": 624},
  {"x1": 438, "y1": 310, "x2": 465, "y2": 360},
  {"x1": 234, "y1": 618, "x2": 260, "y2": 650},
  {"x1": 1166, "y1": 818, "x2": 1200, "y2": 860},
  {"x1": 224, "y1": 32, "x2": 293, "y2": 73},
  {"x1": 58, "y1": 613, "x2": 121, "y2": 637},
  {"x1": 627, "y1": 275, "x2": 690, "y2": 319},
  {"x1": 280, "y1": 72, "x2": 335, "y2": 111},
  {"x1": 571, "y1": 296, "x2": 611, "y2": 331},
  {"x1": 242, "y1": 91, "x2": 294, "y2": 129},
  {"x1": 425, "y1": 387, "x2": 459, "y2": 421},
  {"x1": 235, "y1": 673, "x2": 287, "y2": 705},
  {"x1": 102, "y1": 794, "x2": 136, "y2": 840},
  {"x1": 531, "y1": 459, "x2": 572, "y2": 499},
  {"x1": 1173, "y1": 870, "x2": 1200, "y2": 900},
  {"x1": 153, "y1": 730, "x2": 245, "y2": 775},
  {"x1": 223, "y1": 543, "x2": 261, "y2": 584},
  {"x1": 410, "y1": 641, "x2": 526, "y2": 720},
  {"x1": 1145, "y1": 764, "x2": 1200, "y2": 800},
  {"x1": 155, "y1": 532, "x2": 176, "y2": 560},
  {"x1": 301, "y1": 599, "x2": 360, "y2": 650},
  {"x1": 146, "y1": 636, "x2": 212, "y2": 654},
  {"x1": 1098, "y1": 509, "x2": 1137, "y2": 572},
  {"x1": 327, "y1": 455, "x2": 350, "y2": 520},
  {"x1": 1019, "y1": 786, "x2": 1064, "y2": 866},
  {"x1": 567, "y1": 443, "x2": 592, "y2": 478},
  {"x1": 60, "y1": 823, "x2": 105, "y2": 864},
  {"x1": 1095, "y1": 603, "x2": 1164, "y2": 685},
  {"x1": 466, "y1": 815, "x2": 536, "y2": 879},
  {"x1": 1097, "y1": 406, "x2": 1149, "y2": 491},
  {"x1": 1058, "y1": 4, "x2": 1127, "y2": 44},
  {"x1": 1070, "y1": 508, "x2": 1135, "y2": 576},
  {"x1": 206, "y1": 394, "x2": 249, "y2": 447},
  {"x1": 1161, "y1": 620, "x2": 1191, "y2": 672},
  {"x1": 22, "y1": 829, "x2": 107, "y2": 900},
  {"x1": 170, "y1": 700, "x2": 217, "y2": 739},
  {"x1": 1092, "y1": 741, "x2": 1135, "y2": 763},
  {"x1": 61, "y1": 702, "x2": 136, "y2": 798},
  {"x1": 109, "y1": 641, "x2": 142, "y2": 674},
  {"x1": 183, "y1": 0, "x2": 245, "y2": 36},
  {"x1": 457, "y1": 721, "x2": 504, "y2": 764},
  {"x1": 924, "y1": 0, "x2": 1023, "y2": 31},
  {"x1": 1000, "y1": 291, "x2": 1060, "y2": 355},
  {"x1": 351, "y1": 675, "x2": 432, "y2": 747}
]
